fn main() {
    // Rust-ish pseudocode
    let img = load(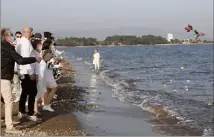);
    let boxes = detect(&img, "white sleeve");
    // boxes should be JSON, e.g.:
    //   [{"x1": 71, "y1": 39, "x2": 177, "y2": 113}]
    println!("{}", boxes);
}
[
  {"x1": 29, "y1": 52, "x2": 36, "y2": 75},
  {"x1": 35, "y1": 53, "x2": 40, "y2": 75},
  {"x1": 35, "y1": 62, "x2": 40, "y2": 75}
]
